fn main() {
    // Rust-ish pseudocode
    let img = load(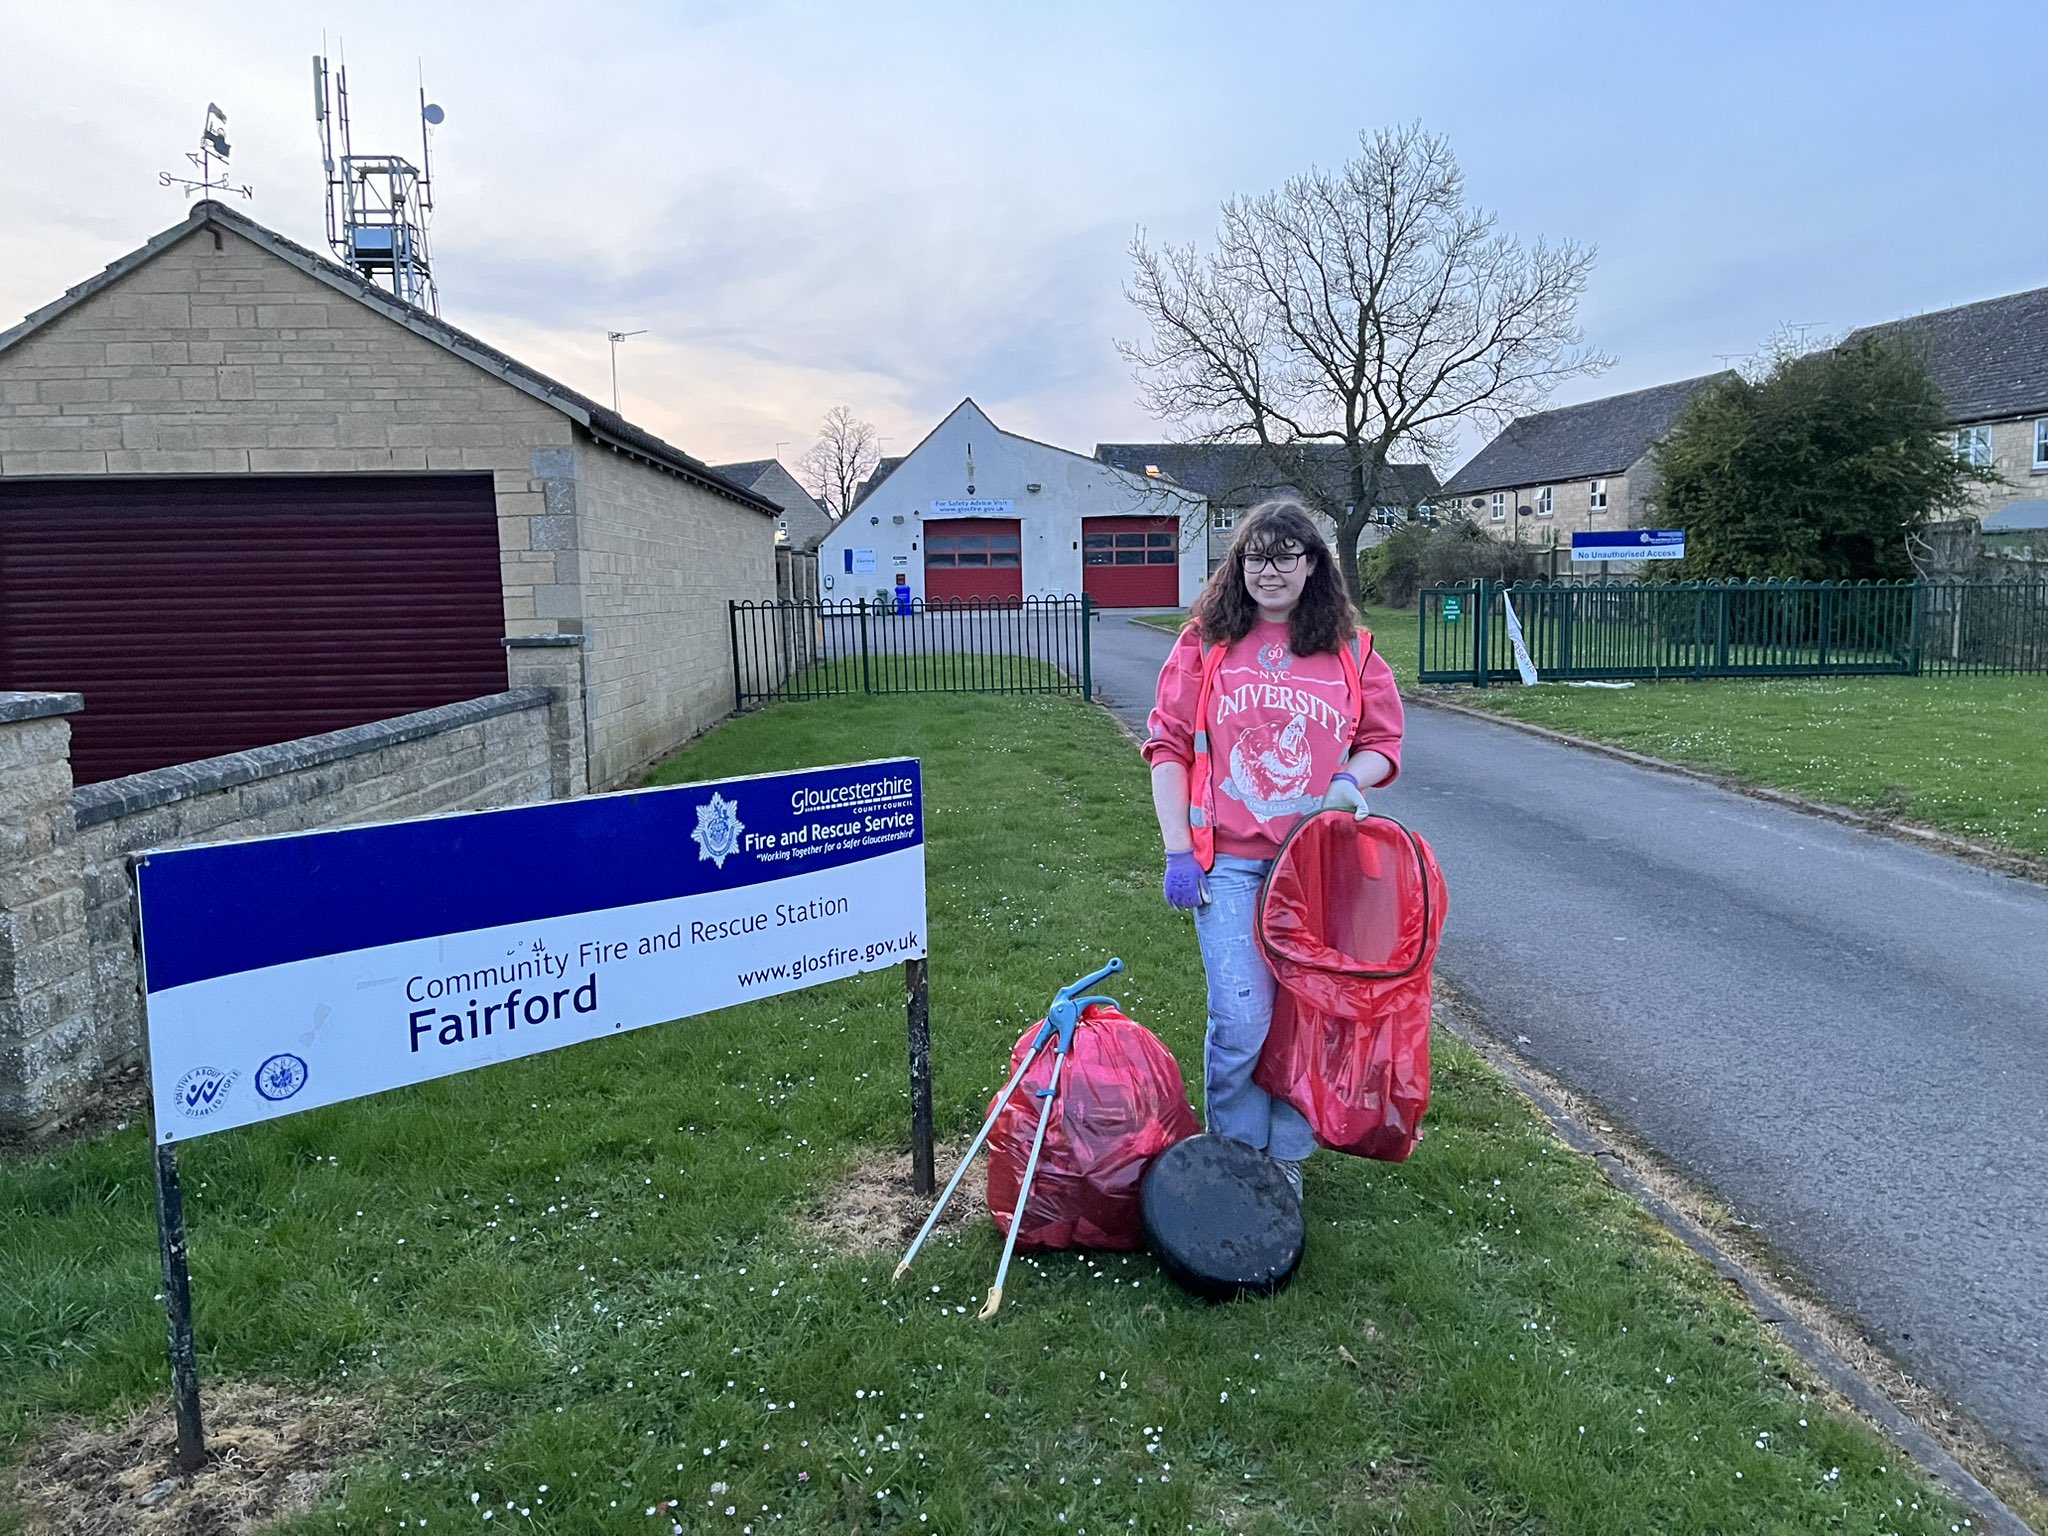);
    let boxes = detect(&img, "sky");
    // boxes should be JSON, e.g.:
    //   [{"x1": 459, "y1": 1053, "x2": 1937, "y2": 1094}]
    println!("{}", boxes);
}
[{"x1": 3, "y1": 0, "x2": 2044, "y2": 477}]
